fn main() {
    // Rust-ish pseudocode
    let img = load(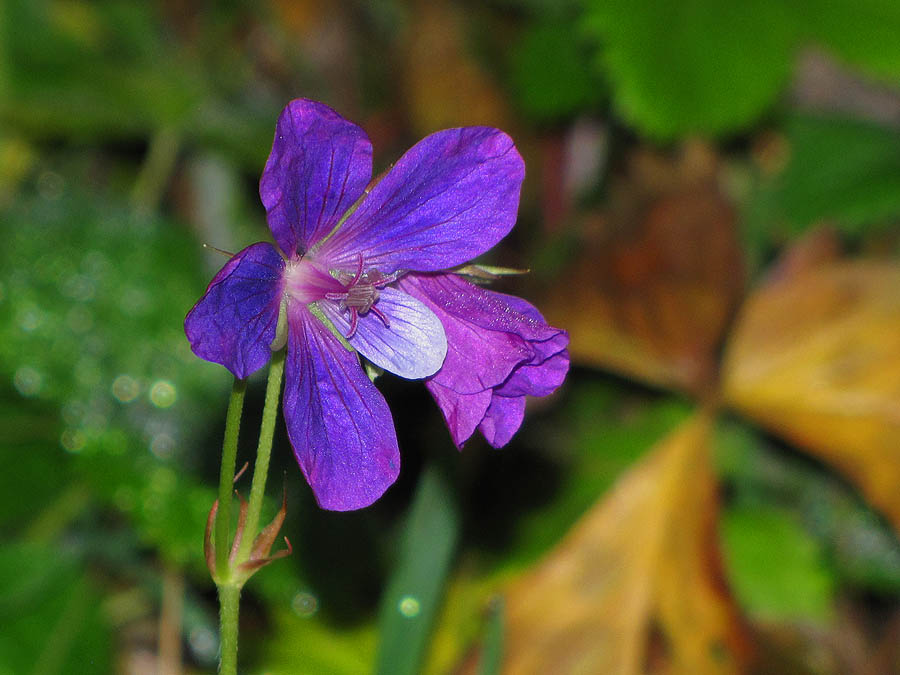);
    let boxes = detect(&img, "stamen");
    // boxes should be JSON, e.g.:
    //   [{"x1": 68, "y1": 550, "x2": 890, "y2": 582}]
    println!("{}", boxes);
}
[
  {"x1": 346, "y1": 309, "x2": 359, "y2": 338},
  {"x1": 370, "y1": 305, "x2": 390, "y2": 328},
  {"x1": 203, "y1": 243, "x2": 235, "y2": 259},
  {"x1": 350, "y1": 253, "x2": 364, "y2": 286}
]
